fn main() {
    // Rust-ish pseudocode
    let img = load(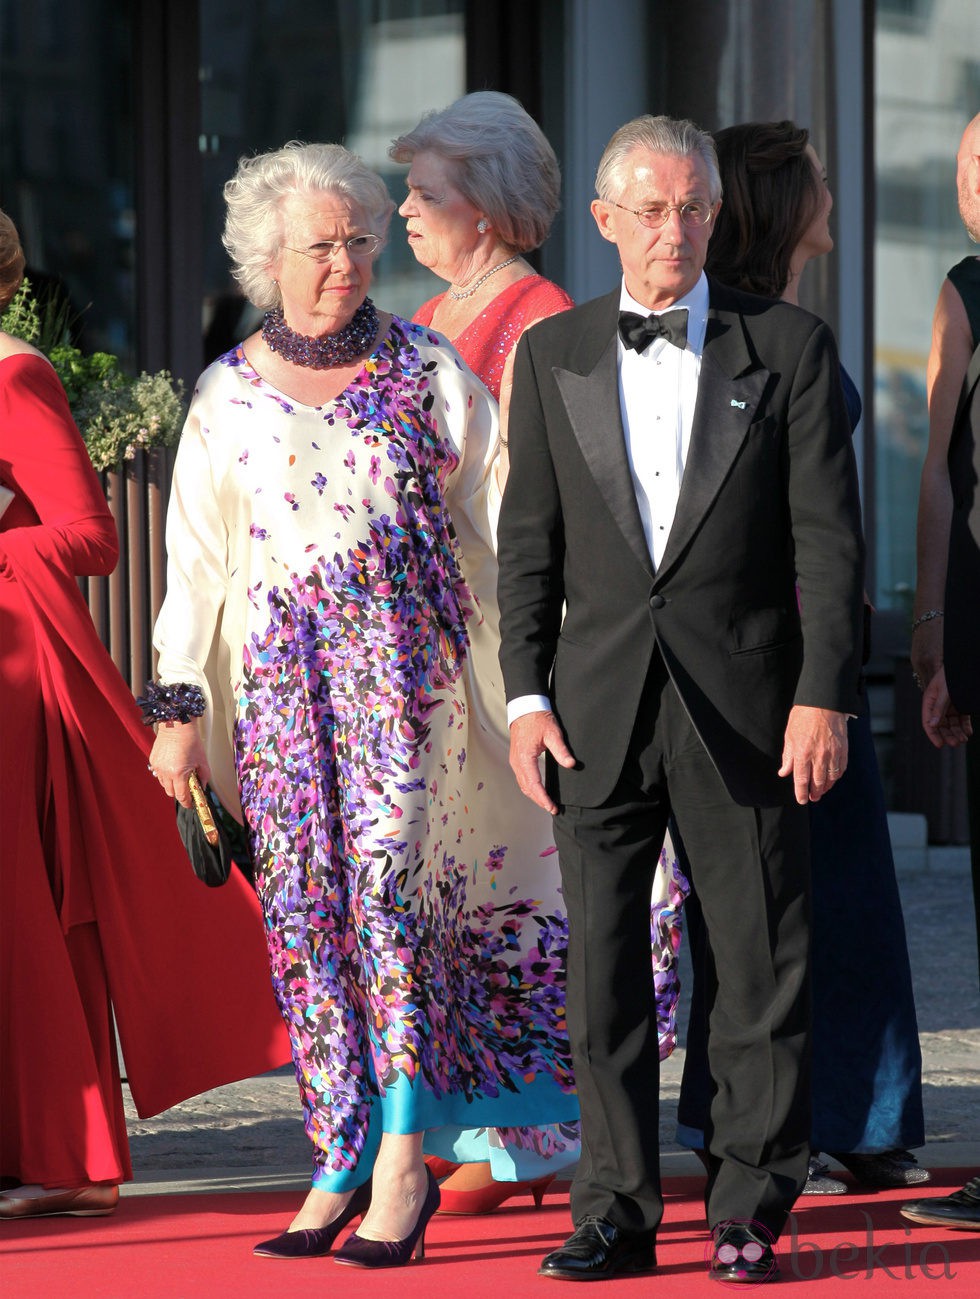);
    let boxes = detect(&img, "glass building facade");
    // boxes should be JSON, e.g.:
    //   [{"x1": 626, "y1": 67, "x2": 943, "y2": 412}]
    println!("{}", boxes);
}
[
  {"x1": 2, "y1": 0, "x2": 977, "y2": 826},
  {"x1": 873, "y1": 0, "x2": 980, "y2": 614}
]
